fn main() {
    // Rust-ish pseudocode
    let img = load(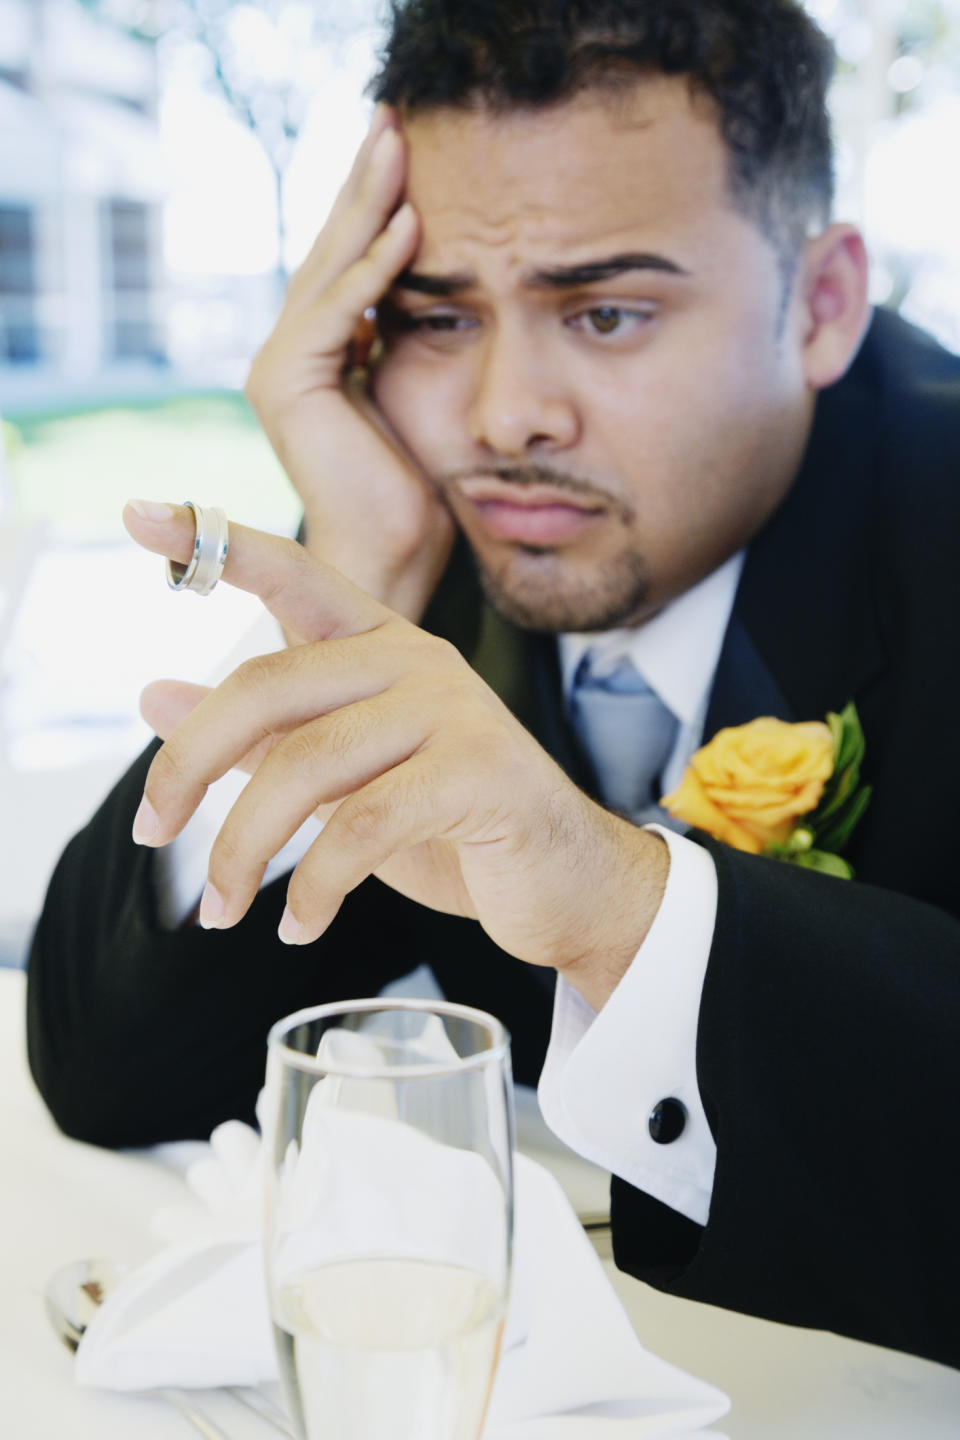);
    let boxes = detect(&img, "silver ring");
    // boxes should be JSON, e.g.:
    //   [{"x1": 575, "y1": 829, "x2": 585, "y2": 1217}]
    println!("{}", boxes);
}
[{"x1": 166, "y1": 501, "x2": 229, "y2": 597}]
